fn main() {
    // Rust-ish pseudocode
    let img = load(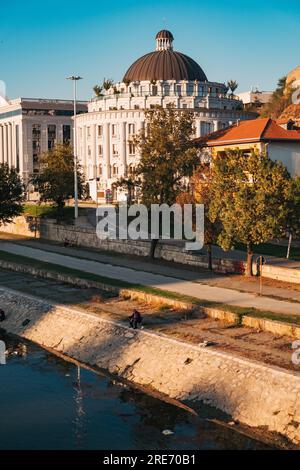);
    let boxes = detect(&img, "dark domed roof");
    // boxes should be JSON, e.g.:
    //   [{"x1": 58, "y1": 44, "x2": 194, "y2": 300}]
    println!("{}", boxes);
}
[
  {"x1": 123, "y1": 50, "x2": 207, "y2": 82},
  {"x1": 156, "y1": 29, "x2": 174, "y2": 40}
]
